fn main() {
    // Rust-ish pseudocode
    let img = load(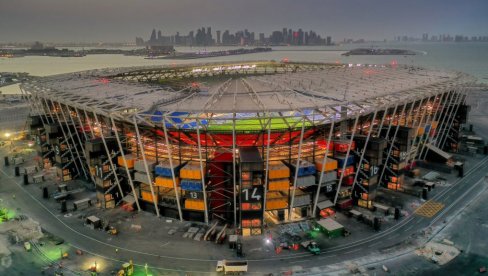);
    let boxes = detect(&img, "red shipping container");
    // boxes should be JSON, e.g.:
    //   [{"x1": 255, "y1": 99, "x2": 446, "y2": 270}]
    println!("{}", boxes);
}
[
  {"x1": 338, "y1": 166, "x2": 355, "y2": 177},
  {"x1": 334, "y1": 141, "x2": 356, "y2": 153},
  {"x1": 344, "y1": 175, "x2": 355, "y2": 186},
  {"x1": 316, "y1": 140, "x2": 334, "y2": 151},
  {"x1": 337, "y1": 198, "x2": 353, "y2": 210}
]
